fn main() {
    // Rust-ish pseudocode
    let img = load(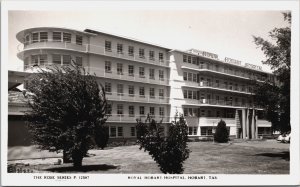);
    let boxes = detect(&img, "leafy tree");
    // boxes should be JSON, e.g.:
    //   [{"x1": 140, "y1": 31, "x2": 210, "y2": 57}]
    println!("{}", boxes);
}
[
  {"x1": 253, "y1": 12, "x2": 291, "y2": 133},
  {"x1": 24, "y1": 63, "x2": 110, "y2": 167},
  {"x1": 214, "y1": 120, "x2": 229, "y2": 143},
  {"x1": 136, "y1": 113, "x2": 190, "y2": 174}
]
